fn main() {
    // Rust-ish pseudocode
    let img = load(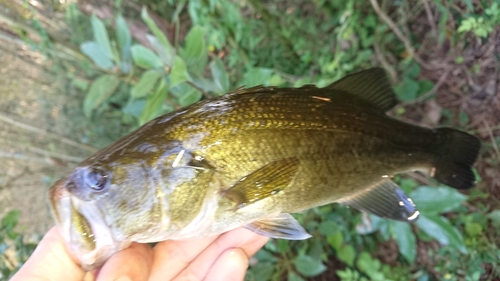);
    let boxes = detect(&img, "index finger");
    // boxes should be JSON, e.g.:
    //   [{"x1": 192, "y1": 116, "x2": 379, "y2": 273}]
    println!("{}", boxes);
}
[{"x1": 10, "y1": 226, "x2": 86, "y2": 281}]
